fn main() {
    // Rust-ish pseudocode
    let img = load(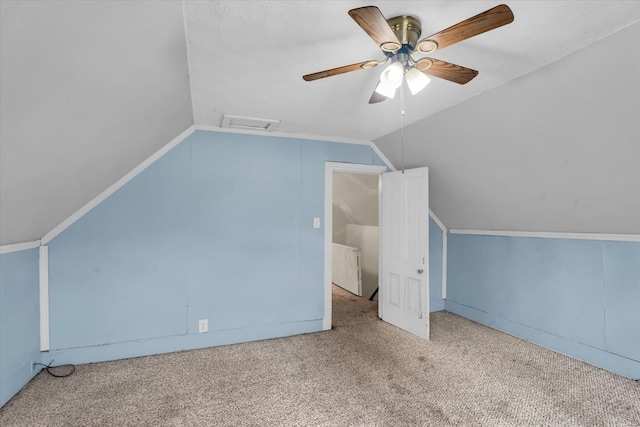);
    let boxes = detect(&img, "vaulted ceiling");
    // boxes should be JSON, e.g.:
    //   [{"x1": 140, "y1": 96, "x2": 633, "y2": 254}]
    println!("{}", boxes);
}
[{"x1": 1, "y1": 1, "x2": 639, "y2": 245}]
